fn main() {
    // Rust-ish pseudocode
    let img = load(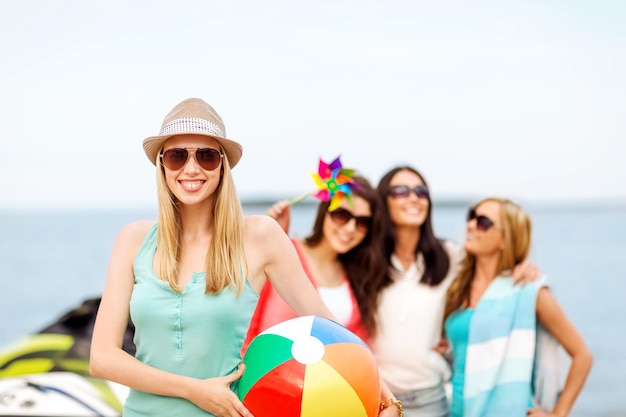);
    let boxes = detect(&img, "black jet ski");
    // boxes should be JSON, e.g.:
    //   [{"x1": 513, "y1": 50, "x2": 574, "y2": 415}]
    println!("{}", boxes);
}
[{"x1": 0, "y1": 298, "x2": 134, "y2": 416}]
